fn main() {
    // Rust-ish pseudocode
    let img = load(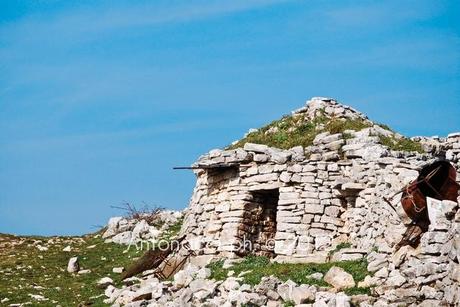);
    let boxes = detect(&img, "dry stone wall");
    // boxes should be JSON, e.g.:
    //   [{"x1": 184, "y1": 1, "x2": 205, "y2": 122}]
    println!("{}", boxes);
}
[
  {"x1": 177, "y1": 98, "x2": 460, "y2": 305},
  {"x1": 101, "y1": 98, "x2": 460, "y2": 306}
]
